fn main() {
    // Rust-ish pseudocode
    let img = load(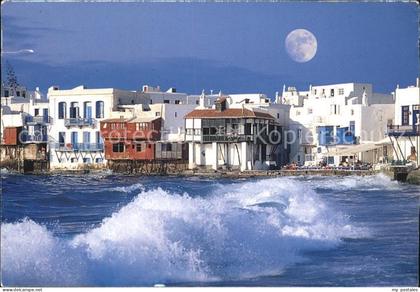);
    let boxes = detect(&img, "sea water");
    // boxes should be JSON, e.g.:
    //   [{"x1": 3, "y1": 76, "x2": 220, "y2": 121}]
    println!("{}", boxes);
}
[{"x1": 1, "y1": 172, "x2": 418, "y2": 286}]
